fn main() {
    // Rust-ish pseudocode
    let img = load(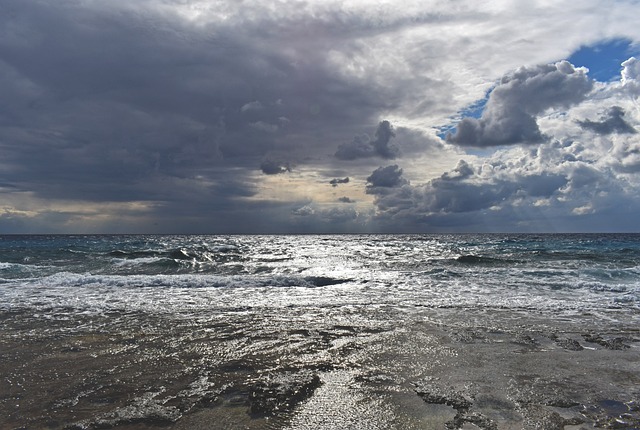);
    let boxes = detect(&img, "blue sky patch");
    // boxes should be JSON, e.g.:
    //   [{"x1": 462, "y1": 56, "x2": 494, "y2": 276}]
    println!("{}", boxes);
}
[
  {"x1": 567, "y1": 38, "x2": 639, "y2": 82},
  {"x1": 437, "y1": 88, "x2": 492, "y2": 140},
  {"x1": 440, "y1": 39, "x2": 639, "y2": 141}
]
